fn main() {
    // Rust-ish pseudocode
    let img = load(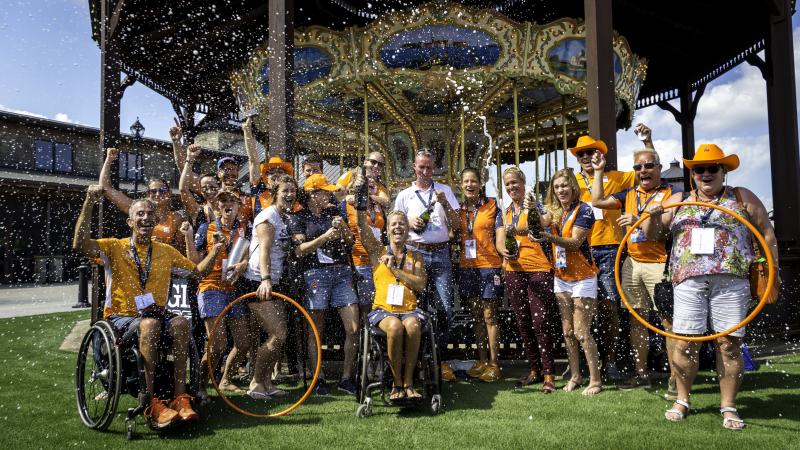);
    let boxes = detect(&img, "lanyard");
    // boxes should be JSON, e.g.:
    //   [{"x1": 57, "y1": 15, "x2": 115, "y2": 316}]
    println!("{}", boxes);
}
[
  {"x1": 579, "y1": 172, "x2": 592, "y2": 195},
  {"x1": 215, "y1": 218, "x2": 237, "y2": 254},
  {"x1": 386, "y1": 246, "x2": 408, "y2": 283},
  {"x1": 414, "y1": 182, "x2": 435, "y2": 210},
  {"x1": 466, "y1": 199, "x2": 481, "y2": 235},
  {"x1": 509, "y1": 203, "x2": 523, "y2": 228},
  {"x1": 129, "y1": 238, "x2": 153, "y2": 293},
  {"x1": 635, "y1": 187, "x2": 662, "y2": 215},
  {"x1": 557, "y1": 203, "x2": 579, "y2": 237},
  {"x1": 696, "y1": 189, "x2": 724, "y2": 226}
]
